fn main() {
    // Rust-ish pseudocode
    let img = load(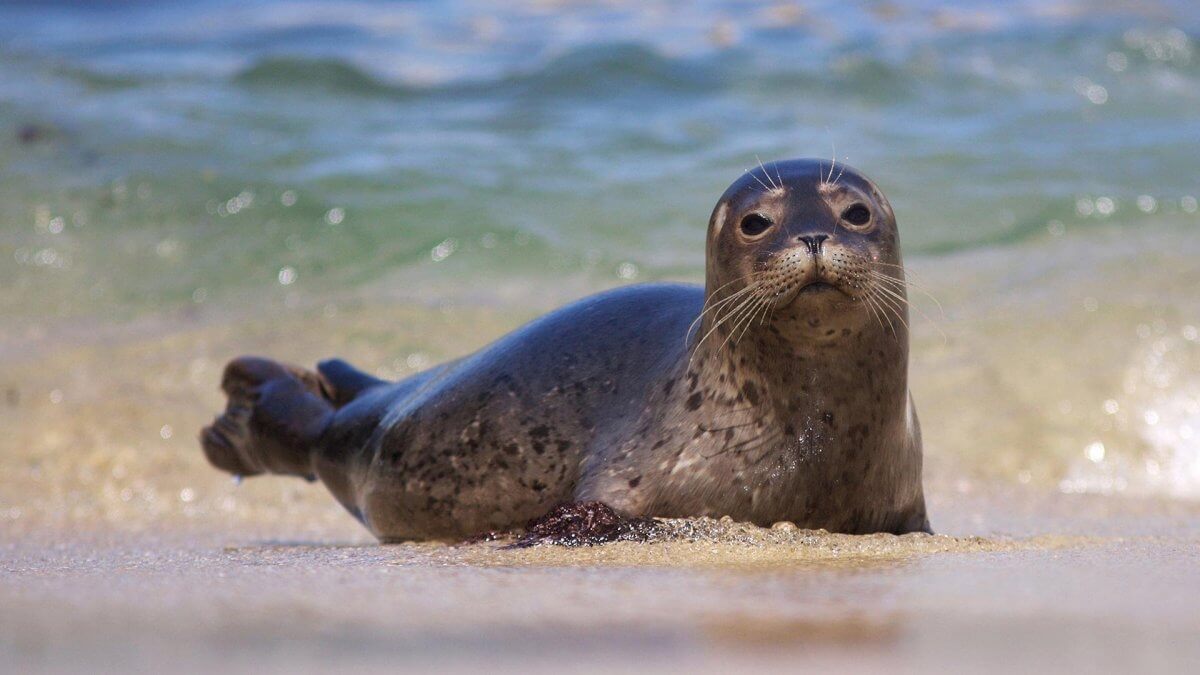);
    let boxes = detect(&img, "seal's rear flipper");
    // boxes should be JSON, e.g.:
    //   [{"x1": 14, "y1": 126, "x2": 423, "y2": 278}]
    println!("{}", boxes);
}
[
  {"x1": 200, "y1": 357, "x2": 334, "y2": 480},
  {"x1": 317, "y1": 358, "x2": 387, "y2": 406}
]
